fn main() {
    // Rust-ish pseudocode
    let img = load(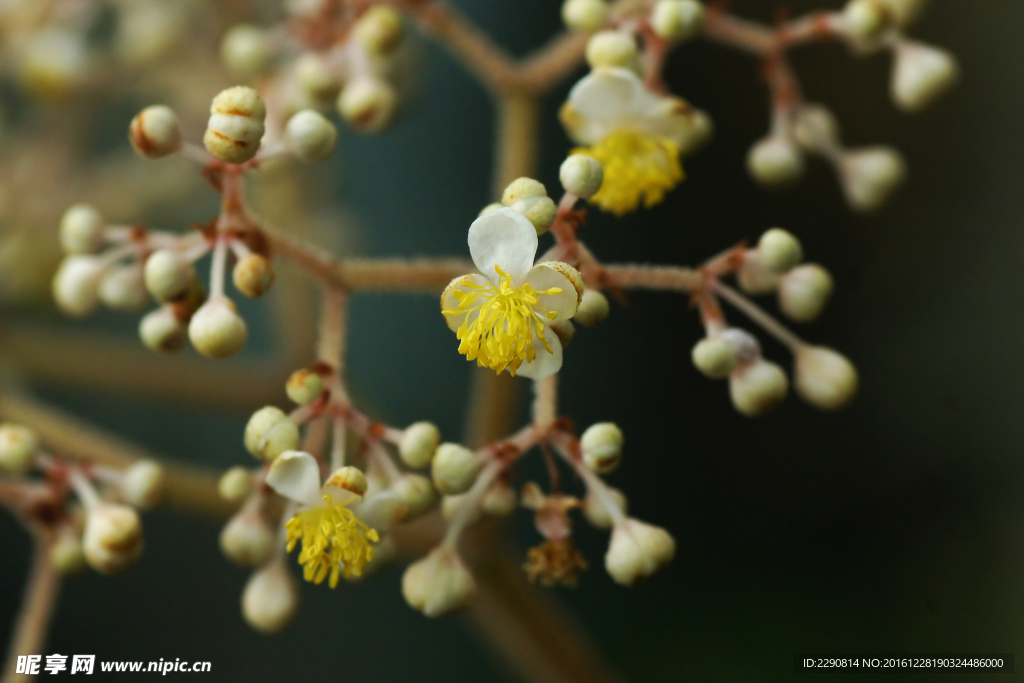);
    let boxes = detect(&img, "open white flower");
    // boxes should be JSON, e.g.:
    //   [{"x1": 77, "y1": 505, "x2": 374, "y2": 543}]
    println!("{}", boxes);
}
[
  {"x1": 442, "y1": 208, "x2": 583, "y2": 380},
  {"x1": 560, "y1": 67, "x2": 711, "y2": 215}
]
